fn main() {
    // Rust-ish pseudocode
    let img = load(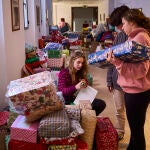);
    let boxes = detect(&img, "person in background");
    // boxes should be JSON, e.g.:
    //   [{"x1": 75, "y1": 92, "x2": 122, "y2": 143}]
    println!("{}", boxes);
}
[
  {"x1": 58, "y1": 18, "x2": 71, "y2": 34},
  {"x1": 58, "y1": 51, "x2": 106, "y2": 116},
  {"x1": 106, "y1": 5, "x2": 130, "y2": 141},
  {"x1": 107, "y1": 9, "x2": 150, "y2": 150}
]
